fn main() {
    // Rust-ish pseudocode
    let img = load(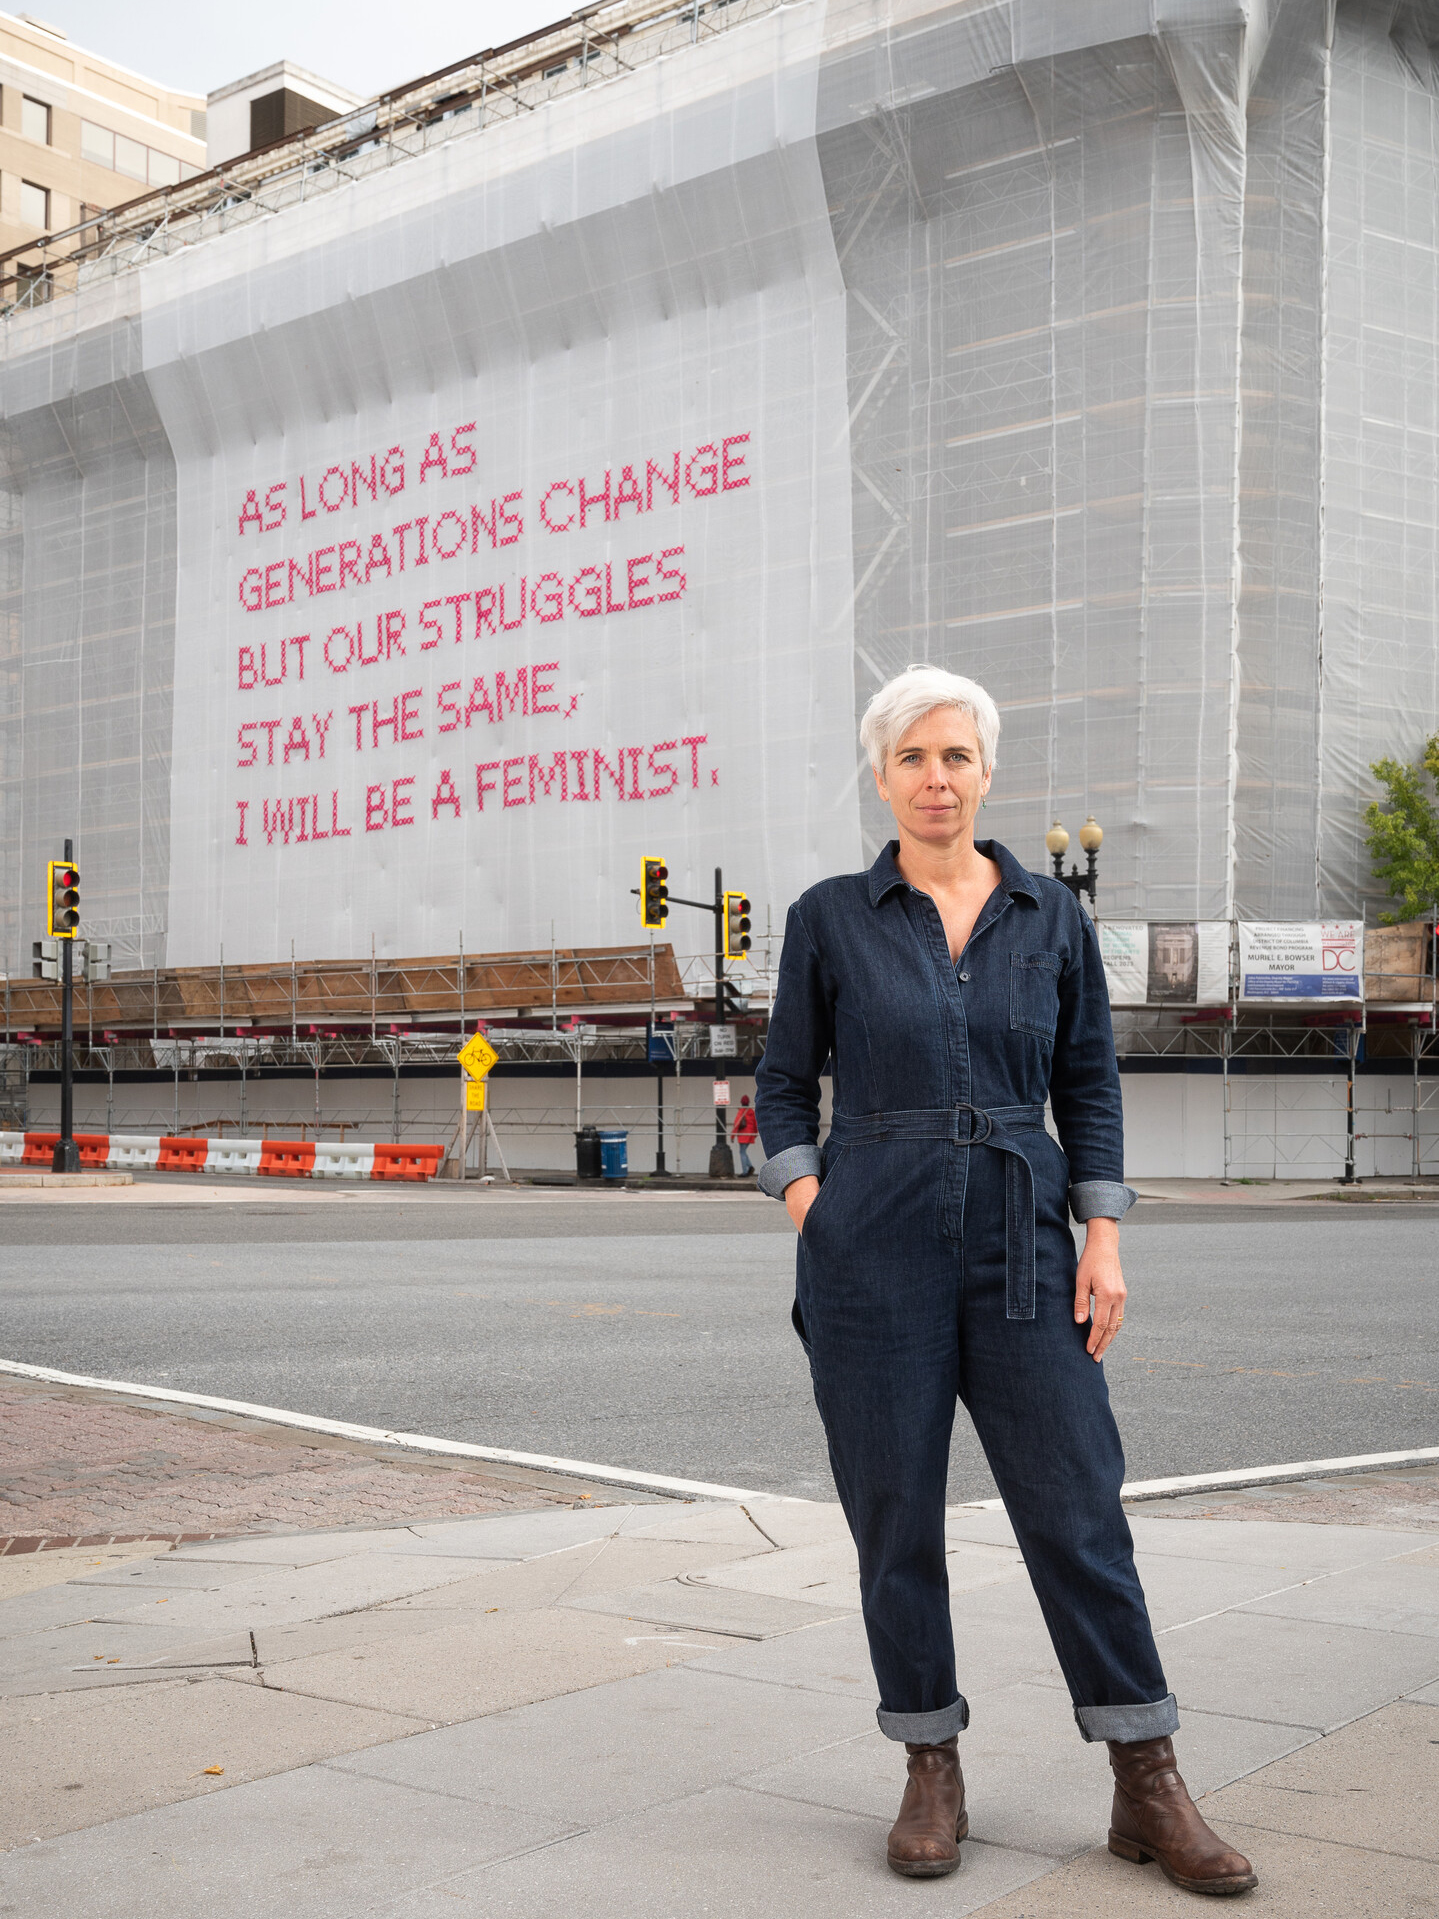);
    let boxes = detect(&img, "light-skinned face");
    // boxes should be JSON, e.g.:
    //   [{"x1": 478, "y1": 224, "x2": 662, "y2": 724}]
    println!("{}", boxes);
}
[{"x1": 875, "y1": 707, "x2": 991, "y2": 854}]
